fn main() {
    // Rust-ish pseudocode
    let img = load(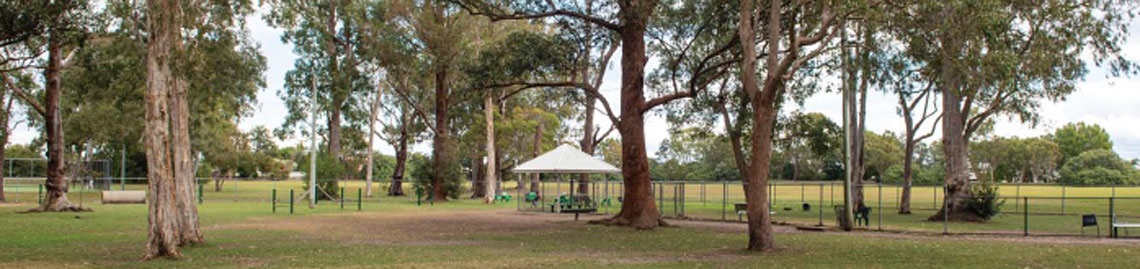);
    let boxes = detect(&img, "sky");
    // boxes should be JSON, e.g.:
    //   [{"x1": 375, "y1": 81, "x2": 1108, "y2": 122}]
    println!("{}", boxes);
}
[{"x1": 11, "y1": 7, "x2": 1140, "y2": 161}]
